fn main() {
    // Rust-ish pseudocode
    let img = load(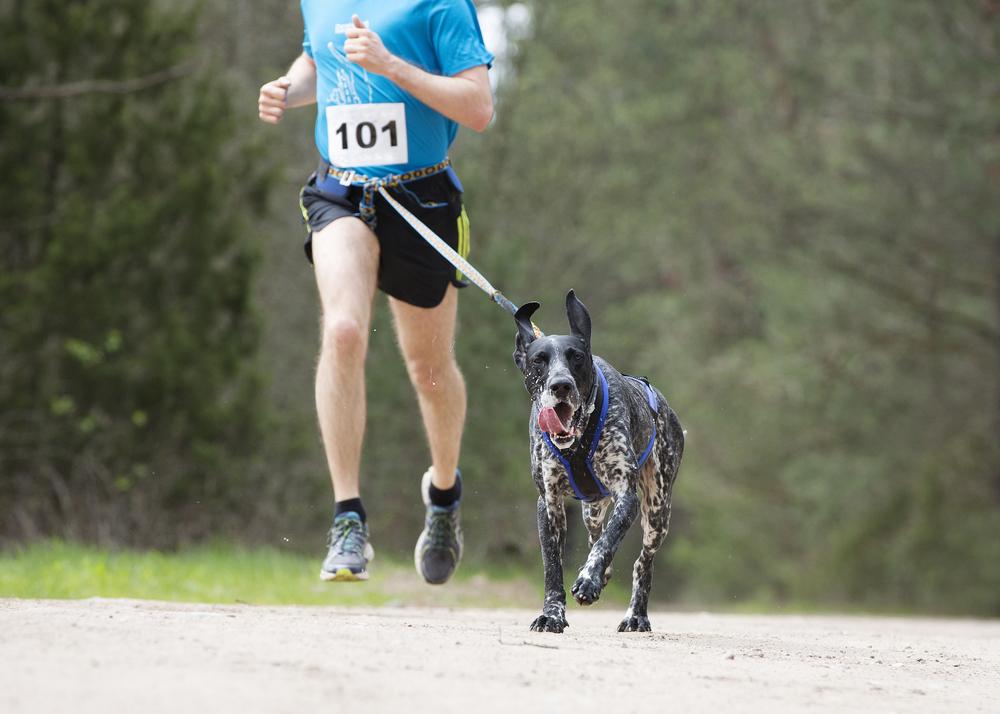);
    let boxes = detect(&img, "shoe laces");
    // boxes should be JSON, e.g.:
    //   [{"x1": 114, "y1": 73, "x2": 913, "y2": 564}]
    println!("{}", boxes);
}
[
  {"x1": 425, "y1": 506, "x2": 459, "y2": 549},
  {"x1": 329, "y1": 517, "x2": 366, "y2": 555}
]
